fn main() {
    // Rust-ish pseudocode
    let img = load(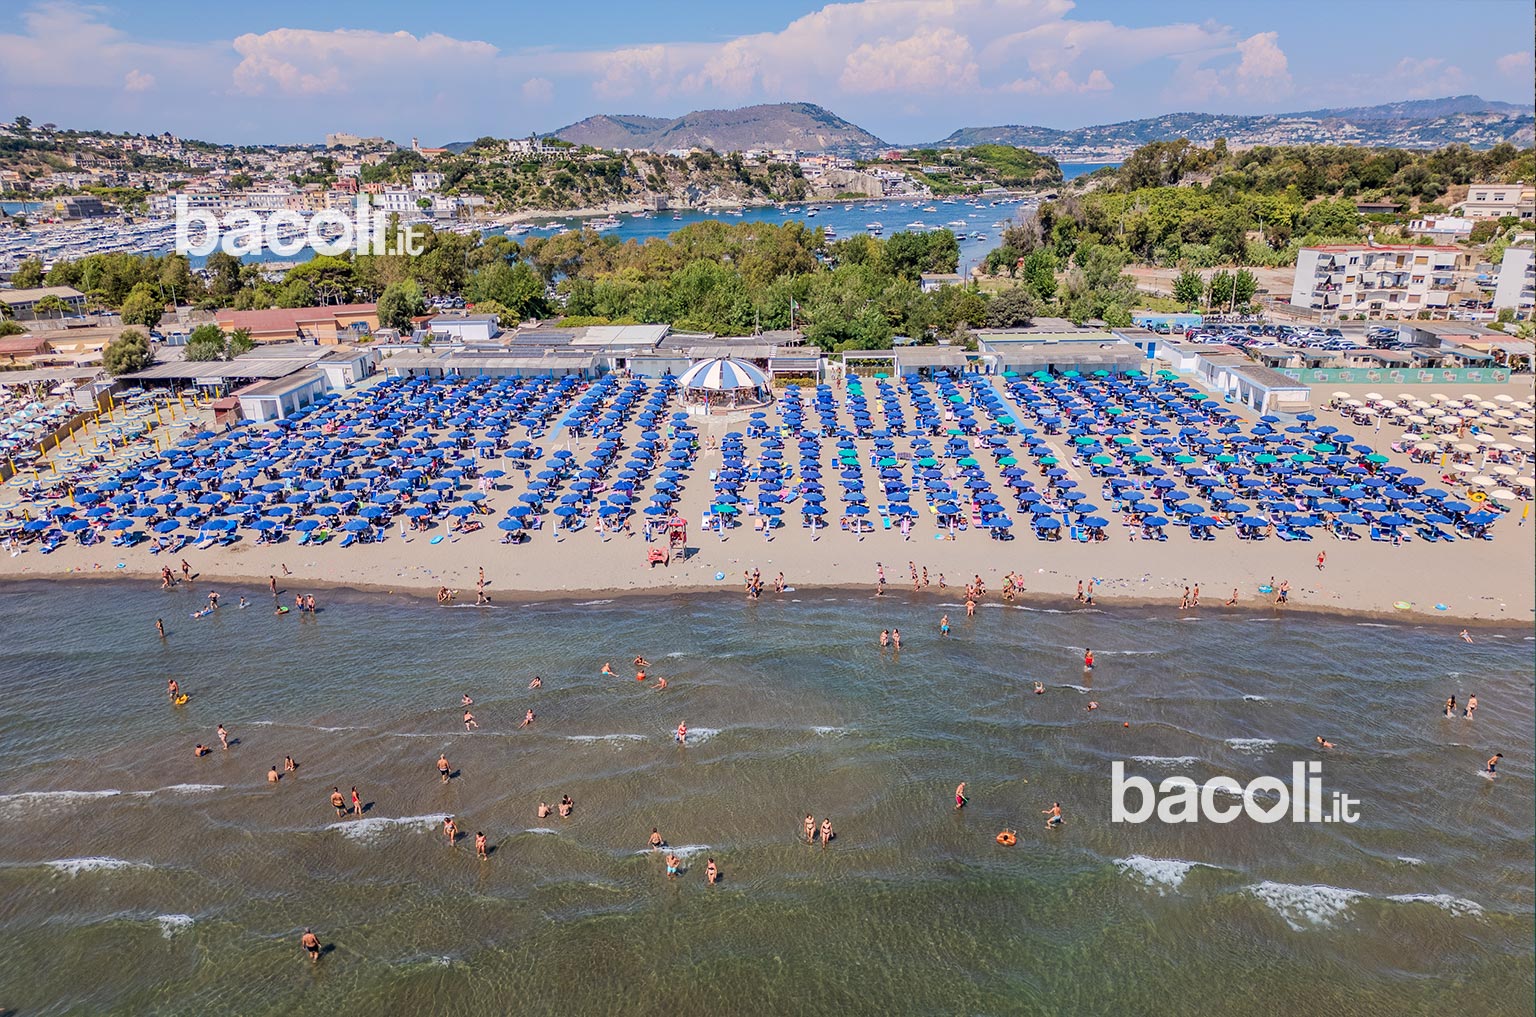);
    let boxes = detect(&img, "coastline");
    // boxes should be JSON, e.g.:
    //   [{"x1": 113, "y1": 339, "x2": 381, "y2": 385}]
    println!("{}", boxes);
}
[{"x1": 5, "y1": 565, "x2": 1527, "y2": 630}]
